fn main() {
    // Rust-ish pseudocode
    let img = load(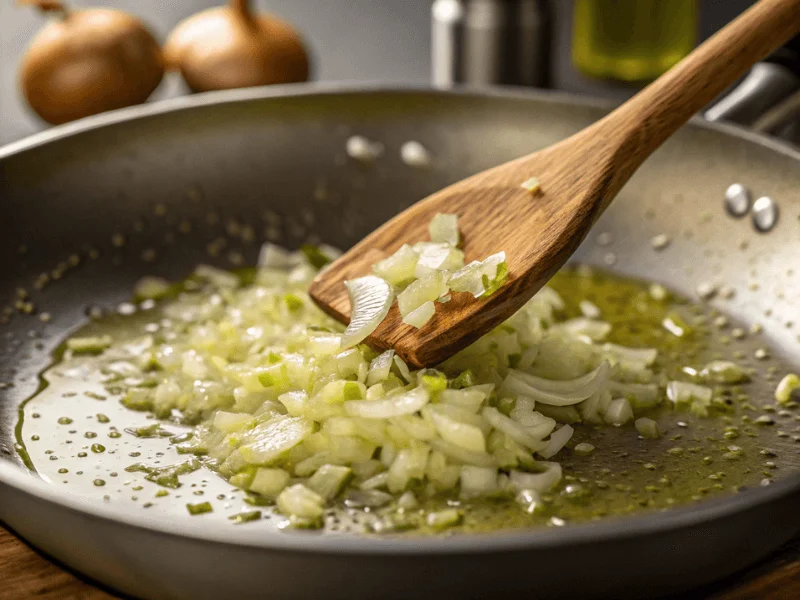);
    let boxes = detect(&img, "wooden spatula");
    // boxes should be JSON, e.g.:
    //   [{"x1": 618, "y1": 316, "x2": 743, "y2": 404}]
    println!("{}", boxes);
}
[{"x1": 310, "y1": 0, "x2": 800, "y2": 369}]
